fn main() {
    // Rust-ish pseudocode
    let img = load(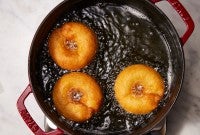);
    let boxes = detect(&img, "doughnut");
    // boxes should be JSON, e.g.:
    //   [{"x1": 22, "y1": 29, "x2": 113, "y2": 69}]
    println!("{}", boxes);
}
[
  {"x1": 52, "y1": 72, "x2": 102, "y2": 122},
  {"x1": 48, "y1": 22, "x2": 98, "y2": 70},
  {"x1": 114, "y1": 64, "x2": 164, "y2": 114}
]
